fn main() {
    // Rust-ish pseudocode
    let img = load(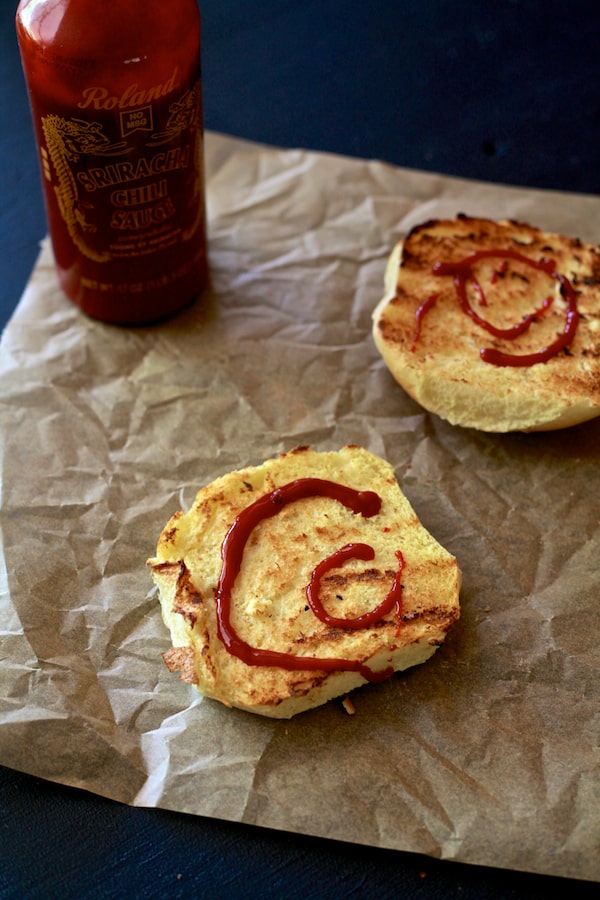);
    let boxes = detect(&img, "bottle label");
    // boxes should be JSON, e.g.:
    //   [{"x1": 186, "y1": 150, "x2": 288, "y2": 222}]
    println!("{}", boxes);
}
[{"x1": 39, "y1": 68, "x2": 204, "y2": 265}]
